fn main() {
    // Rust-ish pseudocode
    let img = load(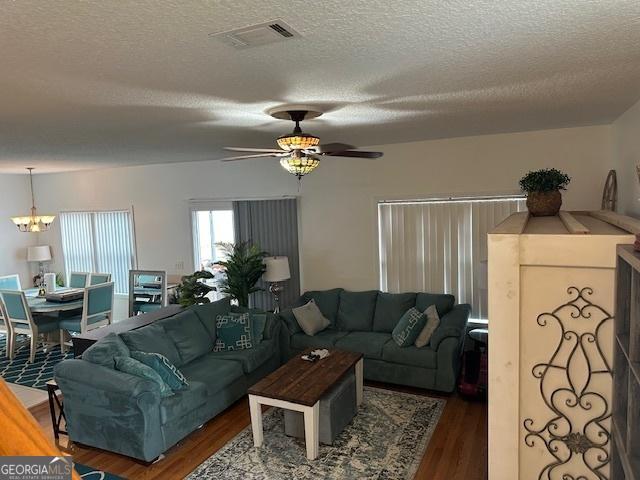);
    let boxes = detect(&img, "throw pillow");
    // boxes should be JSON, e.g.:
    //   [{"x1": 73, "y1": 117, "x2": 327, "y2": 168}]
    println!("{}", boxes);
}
[
  {"x1": 415, "y1": 305, "x2": 441, "y2": 348},
  {"x1": 392, "y1": 307, "x2": 427, "y2": 347},
  {"x1": 214, "y1": 312, "x2": 253, "y2": 351},
  {"x1": 130, "y1": 351, "x2": 189, "y2": 391},
  {"x1": 292, "y1": 299, "x2": 331, "y2": 336},
  {"x1": 82, "y1": 333, "x2": 130, "y2": 368},
  {"x1": 114, "y1": 356, "x2": 173, "y2": 397},
  {"x1": 250, "y1": 313, "x2": 267, "y2": 344}
]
